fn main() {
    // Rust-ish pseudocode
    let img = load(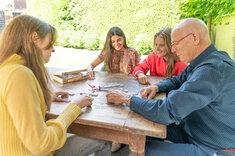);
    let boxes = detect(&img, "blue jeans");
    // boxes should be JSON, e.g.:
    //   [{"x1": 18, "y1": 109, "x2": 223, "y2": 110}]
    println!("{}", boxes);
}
[
  {"x1": 55, "y1": 134, "x2": 111, "y2": 156},
  {"x1": 145, "y1": 124, "x2": 208, "y2": 156}
]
